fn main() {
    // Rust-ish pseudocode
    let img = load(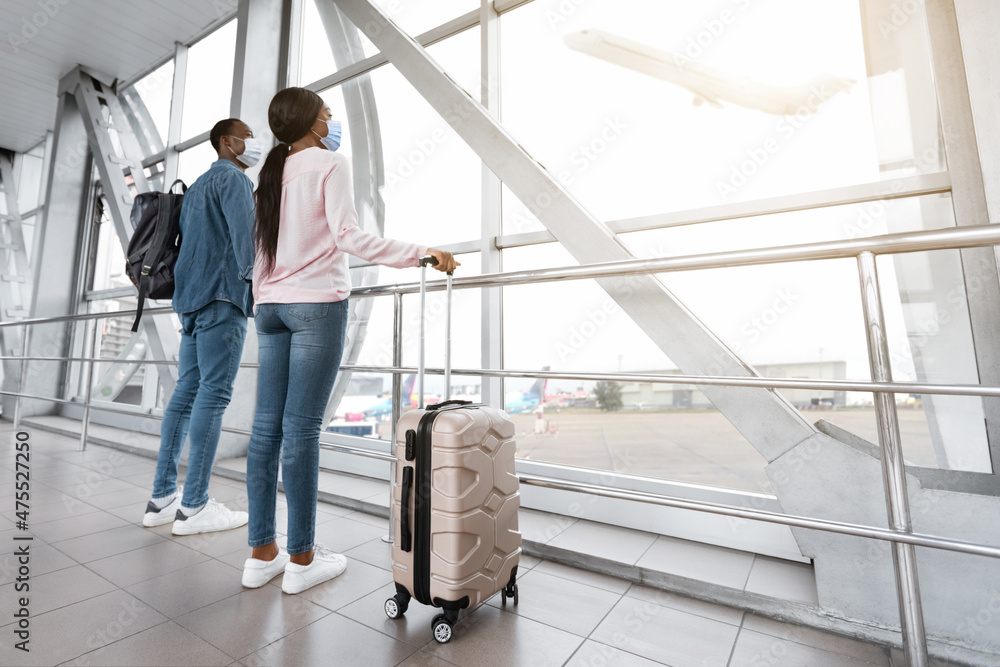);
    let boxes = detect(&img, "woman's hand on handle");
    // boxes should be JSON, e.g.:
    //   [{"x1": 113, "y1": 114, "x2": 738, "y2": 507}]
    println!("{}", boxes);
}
[{"x1": 427, "y1": 248, "x2": 460, "y2": 273}]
